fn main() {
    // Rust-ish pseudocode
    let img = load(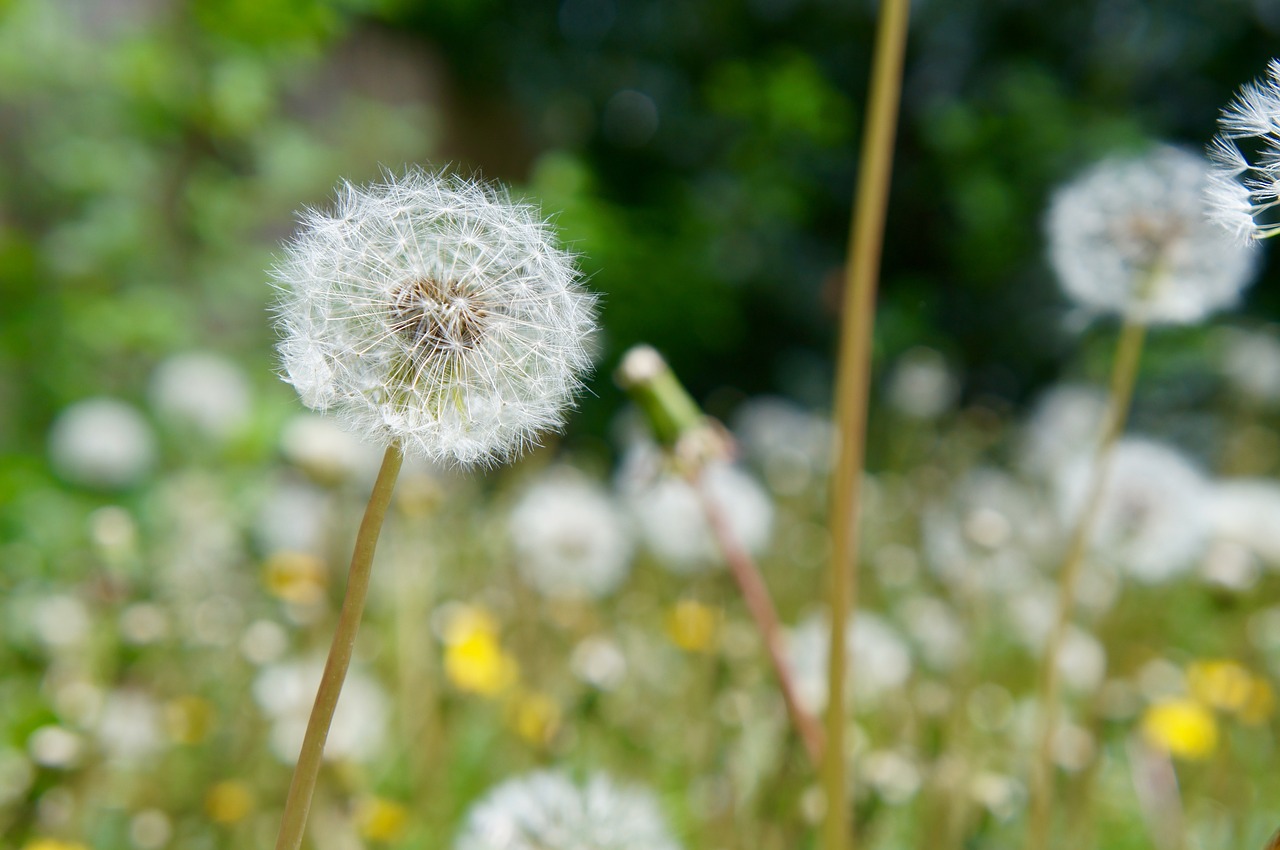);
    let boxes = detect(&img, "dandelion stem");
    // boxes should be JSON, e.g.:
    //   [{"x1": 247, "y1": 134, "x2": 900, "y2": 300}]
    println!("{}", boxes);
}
[
  {"x1": 1026, "y1": 316, "x2": 1147, "y2": 850},
  {"x1": 692, "y1": 470, "x2": 826, "y2": 767},
  {"x1": 275, "y1": 442, "x2": 405, "y2": 850},
  {"x1": 824, "y1": 1, "x2": 910, "y2": 848}
]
